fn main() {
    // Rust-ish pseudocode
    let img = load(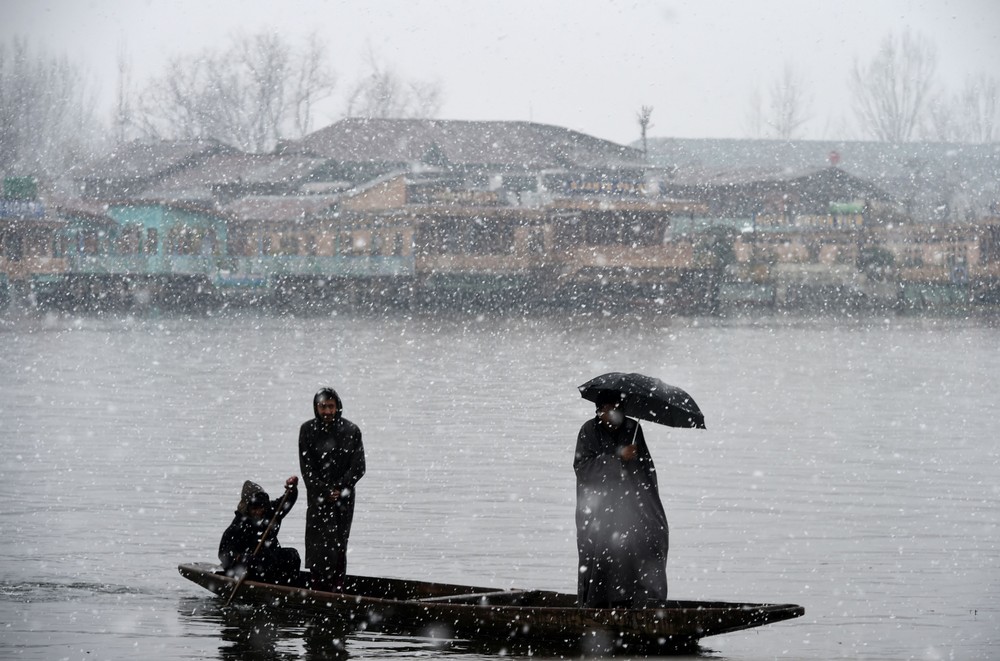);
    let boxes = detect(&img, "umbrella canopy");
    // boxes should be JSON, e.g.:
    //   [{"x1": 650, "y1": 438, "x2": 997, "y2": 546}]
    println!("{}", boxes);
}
[{"x1": 578, "y1": 372, "x2": 706, "y2": 429}]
